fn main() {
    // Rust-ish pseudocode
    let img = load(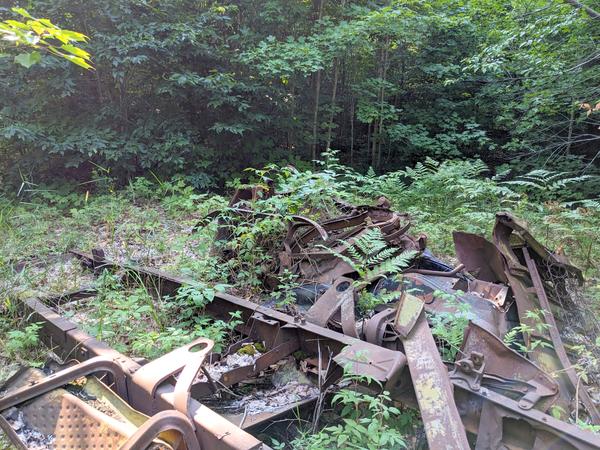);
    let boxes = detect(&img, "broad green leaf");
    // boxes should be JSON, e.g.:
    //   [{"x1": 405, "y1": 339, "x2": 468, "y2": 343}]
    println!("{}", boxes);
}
[
  {"x1": 37, "y1": 18, "x2": 57, "y2": 29},
  {"x1": 59, "y1": 29, "x2": 88, "y2": 42},
  {"x1": 30, "y1": 22, "x2": 47, "y2": 36},
  {"x1": 61, "y1": 44, "x2": 90, "y2": 58},
  {"x1": 5, "y1": 20, "x2": 29, "y2": 30},
  {"x1": 11, "y1": 7, "x2": 33, "y2": 19},
  {"x1": 64, "y1": 54, "x2": 93, "y2": 69},
  {"x1": 14, "y1": 51, "x2": 41, "y2": 68}
]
